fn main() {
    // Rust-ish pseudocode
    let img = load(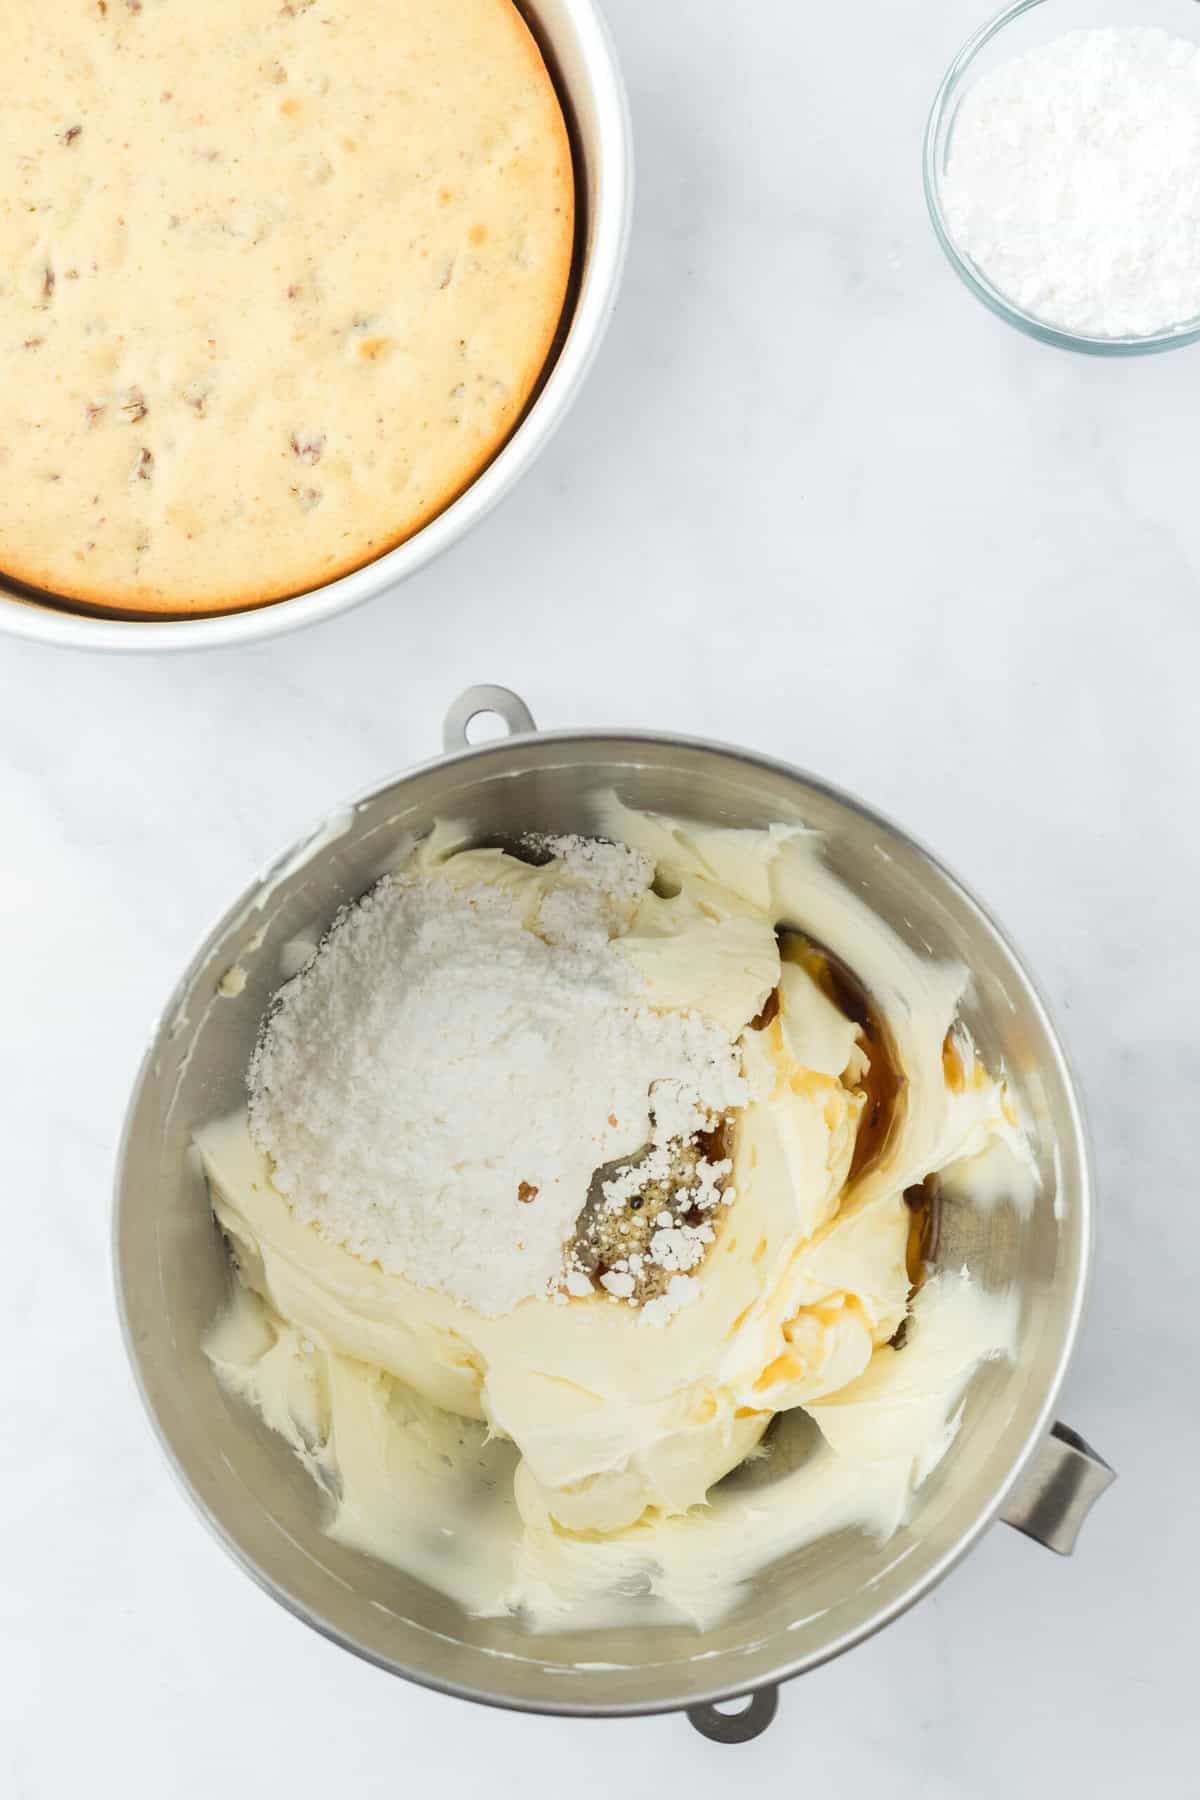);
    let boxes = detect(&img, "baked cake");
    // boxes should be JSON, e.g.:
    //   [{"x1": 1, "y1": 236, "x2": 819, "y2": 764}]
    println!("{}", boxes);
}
[{"x1": 0, "y1": 0, "x2": 573, "y2": 614}]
